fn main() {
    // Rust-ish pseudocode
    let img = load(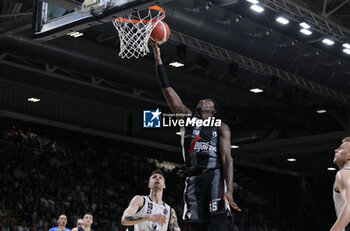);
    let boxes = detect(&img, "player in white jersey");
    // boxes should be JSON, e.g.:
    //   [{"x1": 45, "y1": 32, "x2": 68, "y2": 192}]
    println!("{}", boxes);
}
[
  {"x1": 331, "y1": 137, "x2": 350, "y2": 231},
  {"x1": 121, "y1": 170, "x2": 181, "y2": 231}
]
